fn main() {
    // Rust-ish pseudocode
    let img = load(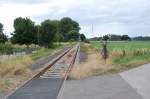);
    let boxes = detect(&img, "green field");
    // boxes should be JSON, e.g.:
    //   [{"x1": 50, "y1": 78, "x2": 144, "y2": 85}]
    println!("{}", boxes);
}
[
  {"x1": 92, "y1": 41, "x2": 150, "y2": 51},
  {"x1": 91, "y1": 41, "x2": 150, "y2": 70}
]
